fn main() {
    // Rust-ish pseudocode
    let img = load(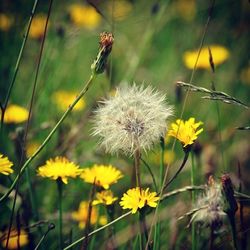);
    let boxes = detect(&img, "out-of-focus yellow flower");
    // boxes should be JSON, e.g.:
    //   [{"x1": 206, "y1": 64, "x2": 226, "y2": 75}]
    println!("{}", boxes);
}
[
  {"x1": 240, "y1": 65, "x2": 250, "y2": 85},
  {"x1": 1, "y1": 229, "x2": 28, "y2": 249},
  {"x1": 183, "y1": 45, "x2": 230, "y2": 70},
  {"x1": 149, "y1": 150, "x2": 175, "y2": 166},
  {"x1": 26, "y1": 142, "x2": 40, "y2": 158},
  {"x1": 168, "y1": 118, "x2": 203, "y2": 148},
  {"x1": 81, "y1": 164, "x2": 123, "y2": 189},
  {"x1": 69, "y1": 4, "x2": 101, "y2": 29},
  {"x1": 176, "y1": 0, "x2": 196, "y2": 21},
  {"x1": 37, "y1": 157, "x2": 82, "y2": 184},
  {"x1": 92, "y1": 190, "x2": 118, "y2": 206},
  {"x1": 72, "y1": 201, "x2": 98, "y2": 229},
  {"x1": 108, "y1": 0, "x2": 132, "y2": 21},
  {"x1": 120, "y1": 187, "x2": 159, "y2": 214},
  {"x1": 29, "y1": 15, "x2": 48, "y2": 39},
  {"x1": 99, "y1": 215, "x2": 108, "y2": 225},
  {"x1": 53, "y1": 90, "x2": 85, "y2": 112},
  {"x1": 0, "y1": 154, "x2": 13, "y2": 175},
  {"x1": 3, "y1": 104, "x2": 28, "y2": 124},
  {"x1": 0, "y1": 14, "x2": 12, "y2": 31}
]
